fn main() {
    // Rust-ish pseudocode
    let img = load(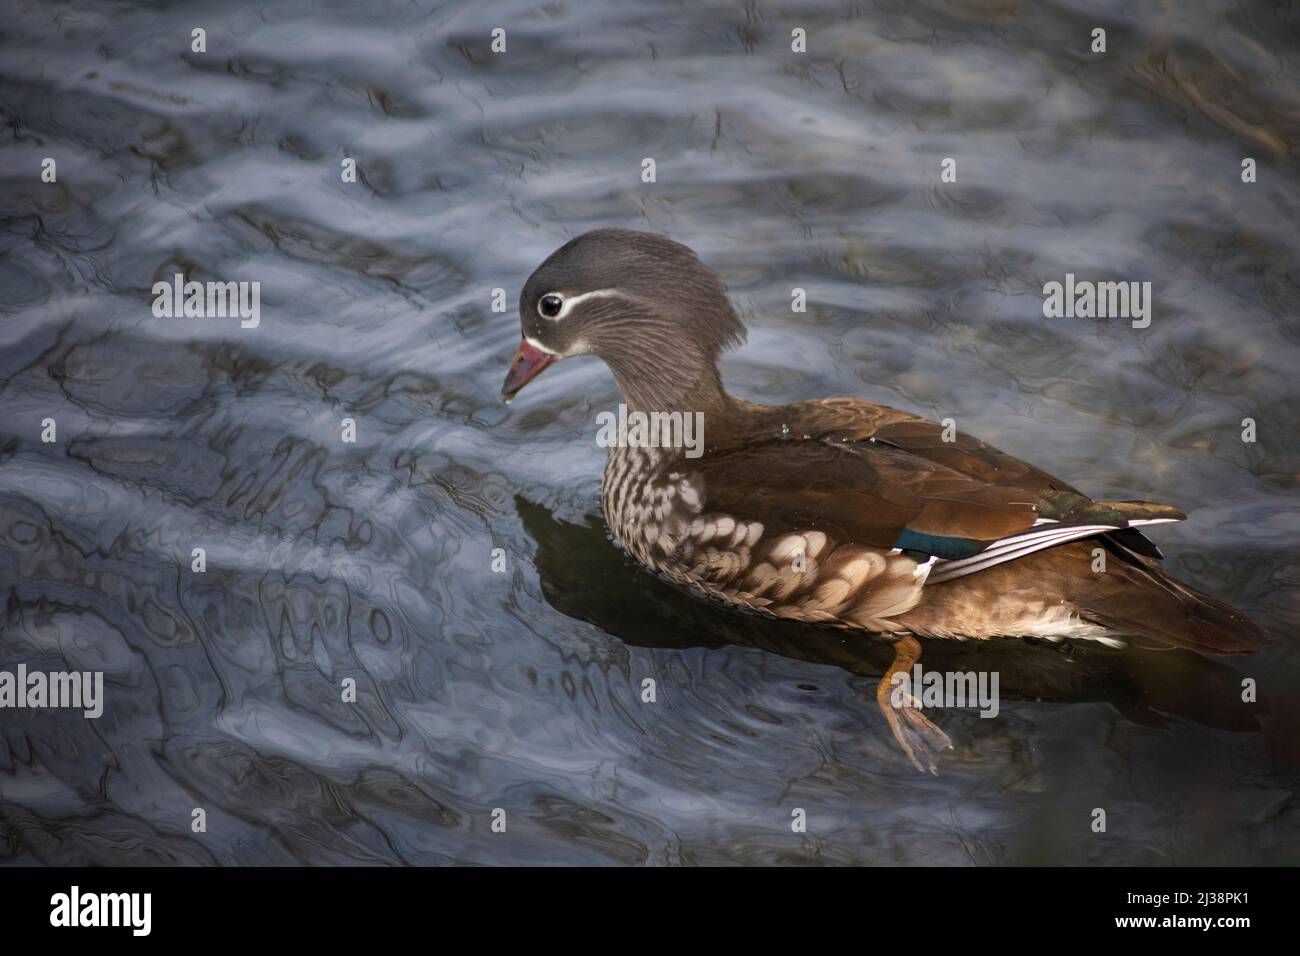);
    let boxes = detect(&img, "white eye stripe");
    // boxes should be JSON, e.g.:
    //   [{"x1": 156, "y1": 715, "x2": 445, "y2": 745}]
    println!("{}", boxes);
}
[{"x1": 540, "y1": 288, "x2": 622, "y2": 321}]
